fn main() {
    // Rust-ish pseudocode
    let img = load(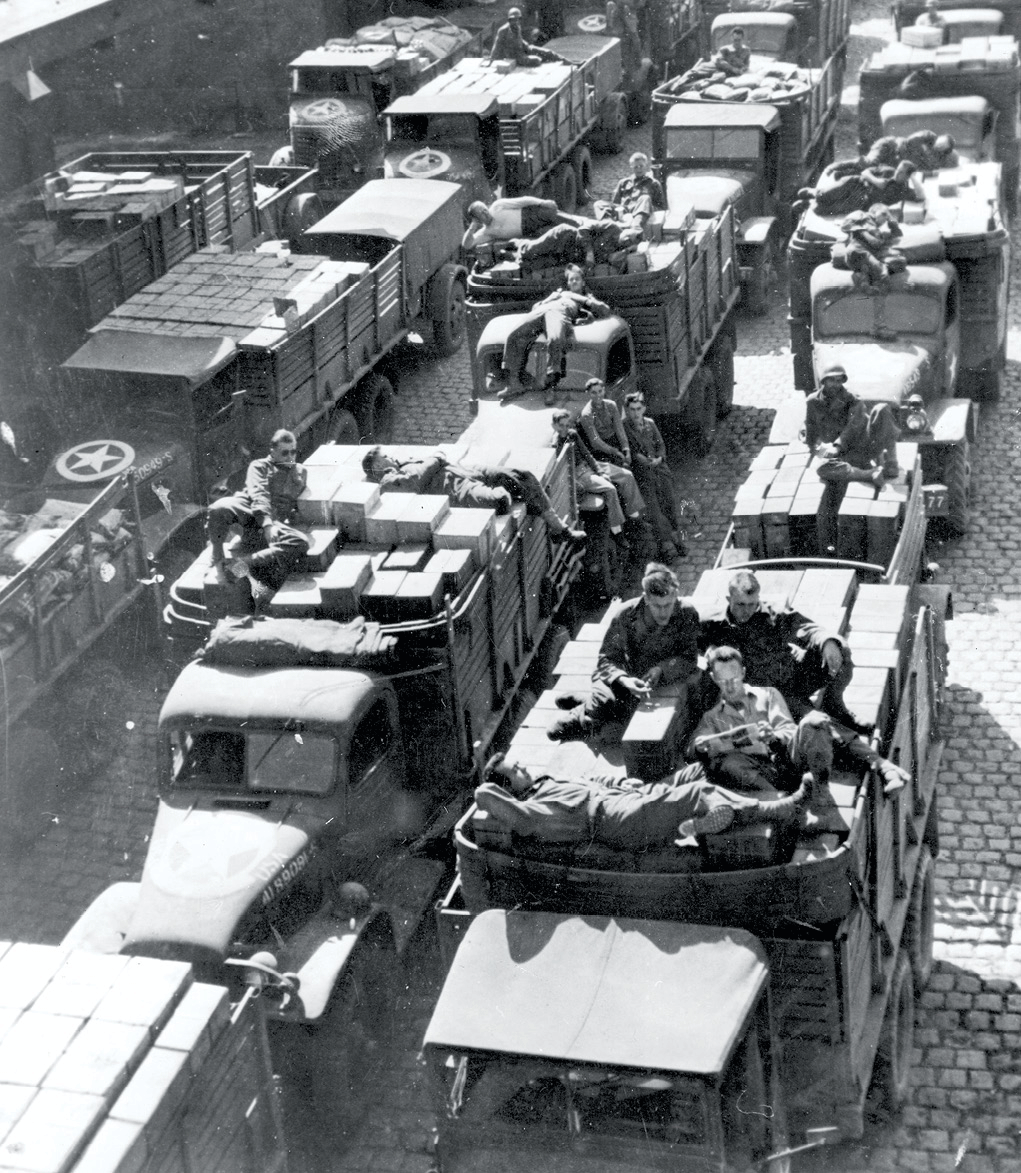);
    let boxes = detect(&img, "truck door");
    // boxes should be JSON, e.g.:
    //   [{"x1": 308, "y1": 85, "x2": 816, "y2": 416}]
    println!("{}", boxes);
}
[{"x1": 344, "y1": 693, "x2": 412, "y2": 847}]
